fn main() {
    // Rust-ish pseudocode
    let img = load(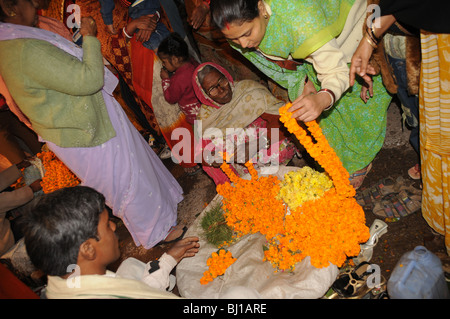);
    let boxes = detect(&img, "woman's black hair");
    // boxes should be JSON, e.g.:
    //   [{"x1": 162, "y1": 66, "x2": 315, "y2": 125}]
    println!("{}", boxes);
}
[
  {"x1": 157, "y1": 32, "x2": 189, "y2": 61},
  {"x1": 210, "y1": 0, "x2": 260, "y2": 30},
  {"x1": 22, "y1": 186, "x2": 105, "y2": 276}
]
